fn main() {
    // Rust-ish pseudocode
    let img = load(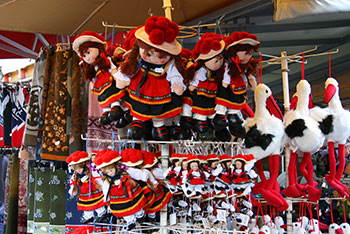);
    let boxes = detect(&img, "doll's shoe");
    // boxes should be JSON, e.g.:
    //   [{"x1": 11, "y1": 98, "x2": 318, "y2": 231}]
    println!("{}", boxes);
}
[
  {"x1": 177, "y1": 127, "x2": 192, "y2": 140},
  {"x1": 127, "y1": 120, "x2": 145, "y2": 139},
  {"x1": 99, "y1": 112, "x2": 112, "y2": 125},
  {"x1": 193, "y1": 120, "x2": 209, "y2": 135},
  {"x1": 180, "y1": 116, "x2": 193, "y2": 129},
  {"x1": 127, "y1": 222, "x2": 136, "y2": 231},
  {"x1": 152, "y1": 125, "x2": 170, "y2": 141},
  {"x1": 207, "y1": 118, "x2": 215, "y2": 130},
  {"x1": 94, "y1": 212, "x2": 111, "y2": 223},
  {"x1": 170, "y1": 124, "x2": 181, "y2": 140},
  {"x1": 115, "y1": 110, "x2": 132, "y2": 128},
  {"x1": 227, "y1": 114, "x2": 246, "y2": 138},
  {"x1": 81, "y1": 216, "x2": 94, "y2": 224},
  {"x1": 215, "y1": 128, "x2": 231, "y2": 142},
  {"x1": 213, "y1": 114, "x2": 228, "y2": 131},
  {"x1": 108, "y1": 106, "x2": 124, "y2": 122}
]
